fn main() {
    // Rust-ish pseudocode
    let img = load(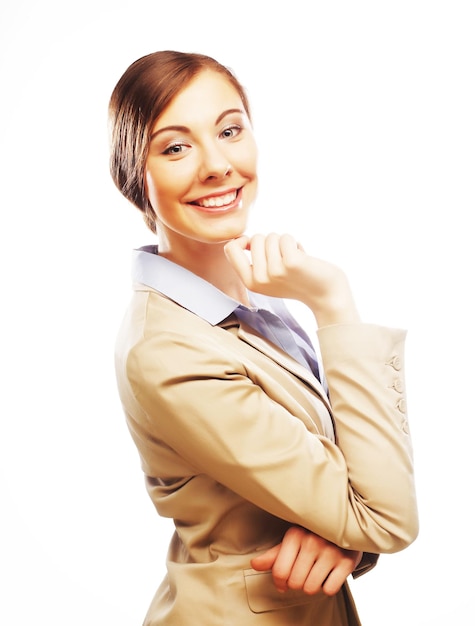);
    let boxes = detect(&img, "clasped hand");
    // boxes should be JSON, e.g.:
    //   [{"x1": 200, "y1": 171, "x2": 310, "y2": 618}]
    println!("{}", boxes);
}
[{"x1": 251, "y1": 527, "x2": 362, "y2": 596}]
